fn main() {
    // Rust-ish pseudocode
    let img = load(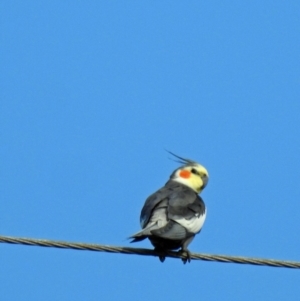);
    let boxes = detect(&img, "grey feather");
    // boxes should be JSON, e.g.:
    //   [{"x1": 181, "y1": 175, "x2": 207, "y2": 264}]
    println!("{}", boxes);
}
[
  {"x1": 140, "y1": 181, "x2": 204, "y2": 225},
  {"x1": 130, "y1": 223, "x2": 157, "y2": 239},
  {"x1": 168, "y1": 188, "x2": 205, "y2": 220},
  {"x1": 151, "y1": 220, "x2": 187, "y2": 240},
  {"x1": 129, "y1": 158, "x2": 207, "y2": 263},
  {"x1": 131, "y1": 180, "x2": 205, "y2": 244},
  {"x1": 140, "y1": 184, "x2": 174, "y2": 228},
  {"x1": 165, "y1": 150, "x2": 197, "y2": 165}
]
